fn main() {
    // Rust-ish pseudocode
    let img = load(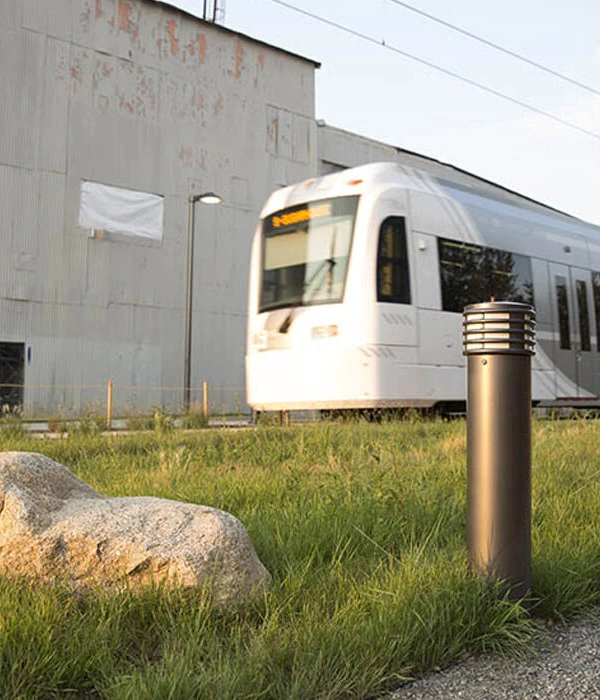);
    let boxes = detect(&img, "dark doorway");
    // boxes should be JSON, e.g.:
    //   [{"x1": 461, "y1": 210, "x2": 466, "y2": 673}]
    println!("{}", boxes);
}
[{"x1": 0, "y1": 342, "x2": 25, "y2": 410}]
